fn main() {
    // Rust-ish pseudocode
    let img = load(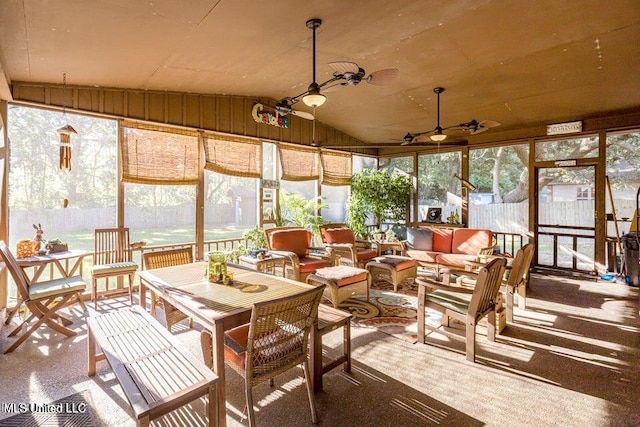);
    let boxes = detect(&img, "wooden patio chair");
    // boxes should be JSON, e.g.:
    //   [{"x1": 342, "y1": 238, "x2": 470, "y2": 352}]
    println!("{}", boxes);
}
[
  {"x1": 142, "y1": 247, "x2": 194, "y2": 331},
  {"x1": 444, "y1": 243, "x2": 535, "y2": 323},
  {"x1": 318, "y1": 223, "x2": 378, "y2": 268},
  {"x1": 201, "y1": 285, "x2": 325, "y2": 426},
  {"x1": 0, "y1": 241, "x2": 87, "y2": 353},
  {"x1": 416, "y1": 257, "x2": 507, "y2": 362},
  {"x1": 91, "y1": 227, "x2": 139, "y2": 310},
  {"x1": 265, "y1": 226, "x2": 333, "y2": 282}
]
